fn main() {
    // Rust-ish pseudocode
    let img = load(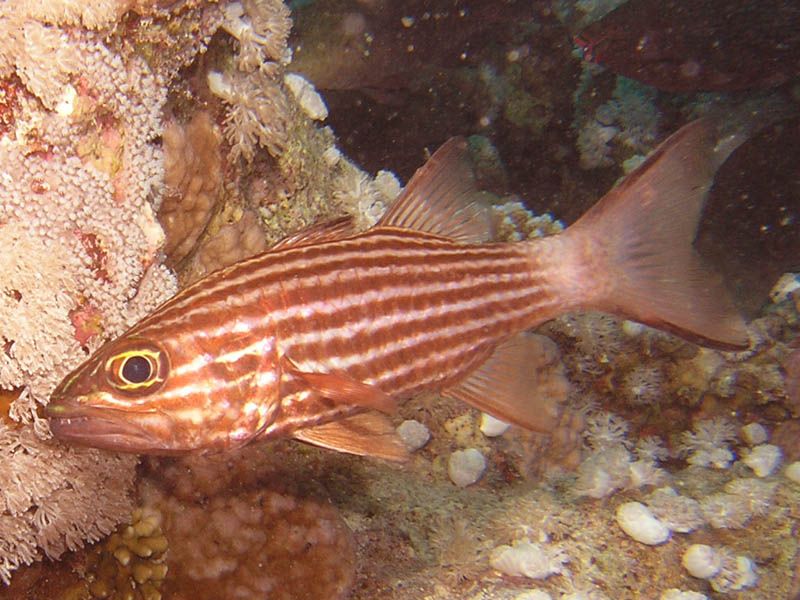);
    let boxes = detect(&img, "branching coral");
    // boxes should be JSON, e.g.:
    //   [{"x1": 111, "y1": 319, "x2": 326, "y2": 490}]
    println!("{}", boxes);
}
[
  {"x1": 209, "y1": 0, "x2": 294, "y2": 162},
  {"x1": 0, "y1": 422, "x2": 137, "y2": 584}
]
